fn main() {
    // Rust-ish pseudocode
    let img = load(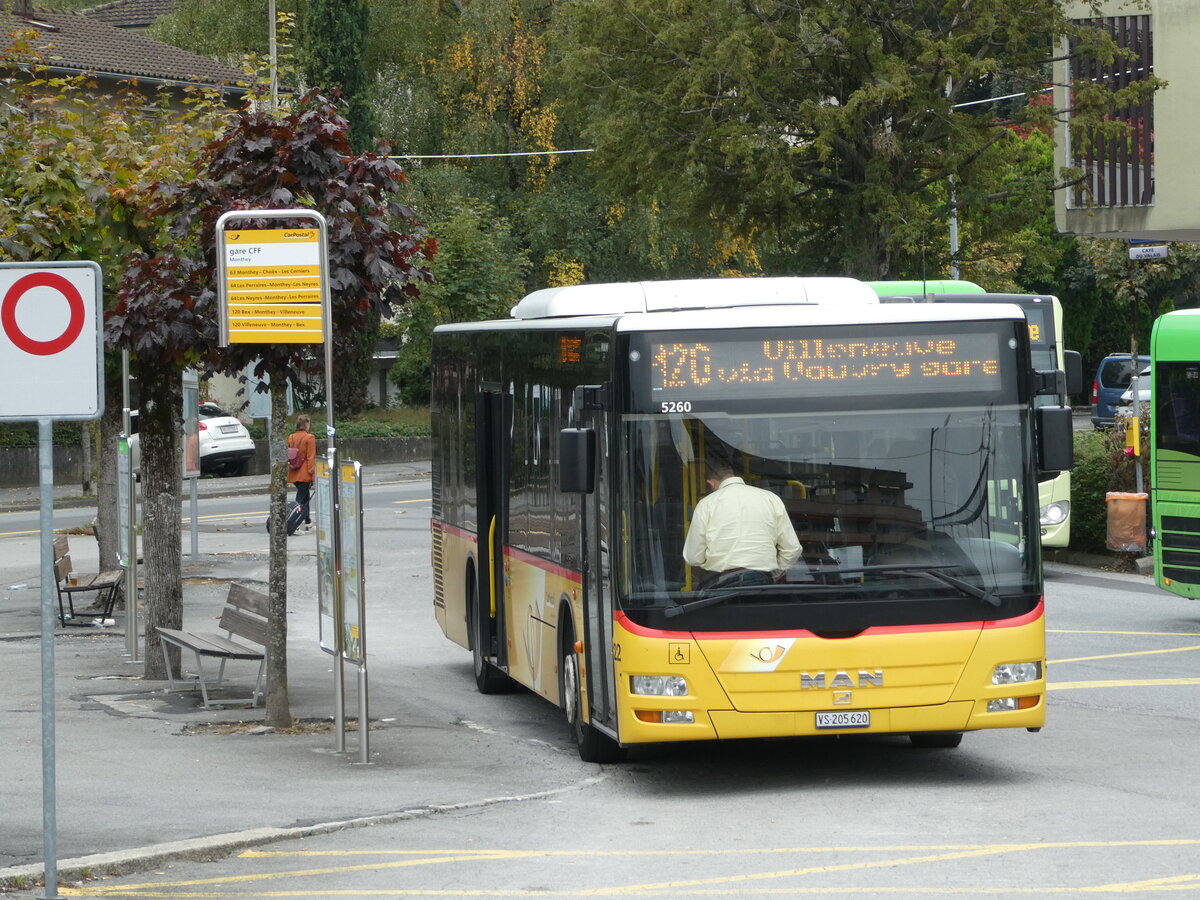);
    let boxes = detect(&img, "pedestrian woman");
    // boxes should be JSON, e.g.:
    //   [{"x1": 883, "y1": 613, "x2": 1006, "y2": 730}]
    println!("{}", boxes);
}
[{"x1": 287, "y1": 414, "x2": 317, "y2": 532}]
